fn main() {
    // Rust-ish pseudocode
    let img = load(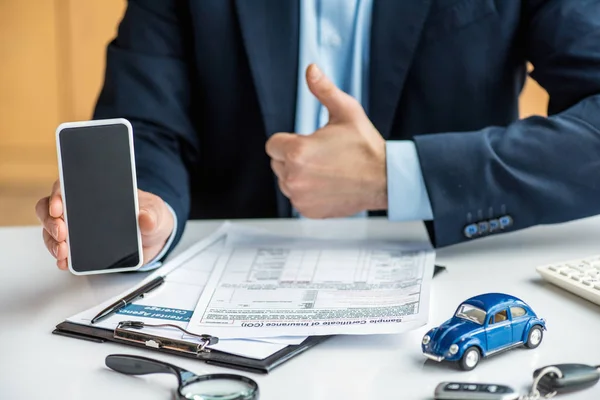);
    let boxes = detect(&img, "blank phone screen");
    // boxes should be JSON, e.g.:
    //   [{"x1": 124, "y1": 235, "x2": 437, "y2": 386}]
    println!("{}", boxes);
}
[{"x1": 58, "y1": 123, "x2": 140, "y2": 273}]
